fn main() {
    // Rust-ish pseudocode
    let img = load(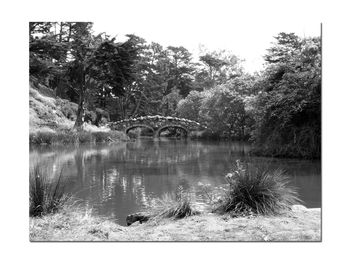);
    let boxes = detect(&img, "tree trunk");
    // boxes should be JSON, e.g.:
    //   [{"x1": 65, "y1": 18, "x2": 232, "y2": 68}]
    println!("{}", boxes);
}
[
  {"x1": 74, "y1": 92, "x2": 85, "y2": 129},
  {"x1": 240, "y1": 115, "x2": 246, "y2": 140},
  {"x1": 68, "y1": 23, "x2": 72, "y2": 42},
  {"x1": 131, "y1": 93, "x2": 143, "y2": 118},
  {"x1": 59, "y1": 22, "x2": 63, "y2": 43},
  {"x1": 74, "y1": 70, "x2": 86, "y2": 129}
]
